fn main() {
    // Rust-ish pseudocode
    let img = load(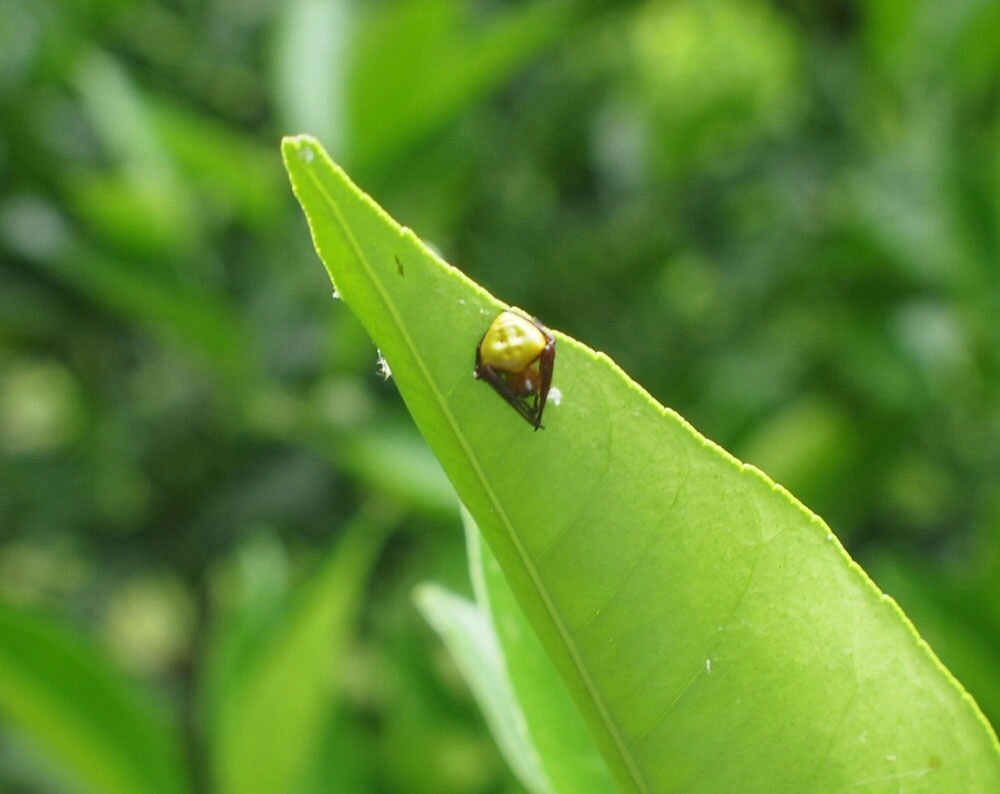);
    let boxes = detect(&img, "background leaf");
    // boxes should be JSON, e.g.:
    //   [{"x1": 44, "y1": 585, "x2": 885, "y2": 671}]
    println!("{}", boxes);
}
[
  {"x1": 284, "y1": 134, "x2": 1000, "y2": 794},
  {"x1": 0, "y1": 603, "x2": 188, "y2": 794},
  {"x1": 415, "y1": 583, "x2": 550, "y2": 794},
  {"x1": 345, "y1": 0, "x2": 573, "y2": 172},
  {"x1": 205, "y1": 514, "x2": 386, "y2": 794}
]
